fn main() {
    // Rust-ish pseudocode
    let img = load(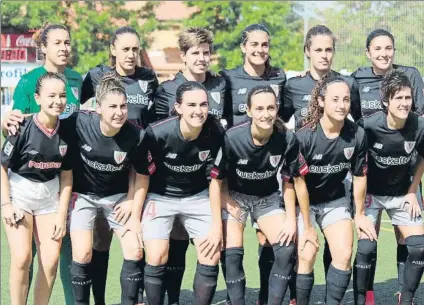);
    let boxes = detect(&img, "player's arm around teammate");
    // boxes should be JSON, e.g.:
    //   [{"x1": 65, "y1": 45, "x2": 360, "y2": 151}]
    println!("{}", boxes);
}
[
  {"x1": 294, "y1": 75, "x2": 375, "y2": 305},
  {"x1": 210, "y1": 85, "x2": 308, "y2": 305},
  {"x1": 1, "y1": 73, "x2": 73, "y2": 305},
  {"x1": 354, "y1": 70, "x2": 424, "y2": 305},
  {"x1": 2, "y1": 23, "x2": 82, "y2": 137}
]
